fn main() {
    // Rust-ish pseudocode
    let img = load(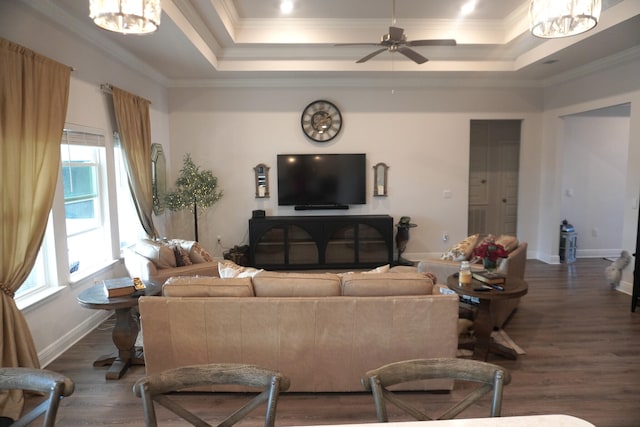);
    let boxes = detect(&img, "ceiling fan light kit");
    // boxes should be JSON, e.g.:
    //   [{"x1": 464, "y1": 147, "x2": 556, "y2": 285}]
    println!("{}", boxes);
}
[
  {"x1": 529, "y1": 0, "x2": 601, "y2": 38},
  {"x1": 90, "y1": 0, "x2": 161, "y2": 35}
]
